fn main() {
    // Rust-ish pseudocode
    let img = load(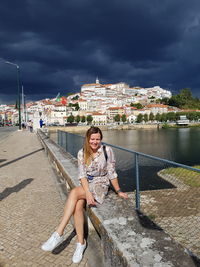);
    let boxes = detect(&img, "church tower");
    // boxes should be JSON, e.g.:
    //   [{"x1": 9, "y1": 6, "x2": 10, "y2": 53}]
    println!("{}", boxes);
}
[{"x1": 96, "y1": 77, "x2": 100, "y2": 84}]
